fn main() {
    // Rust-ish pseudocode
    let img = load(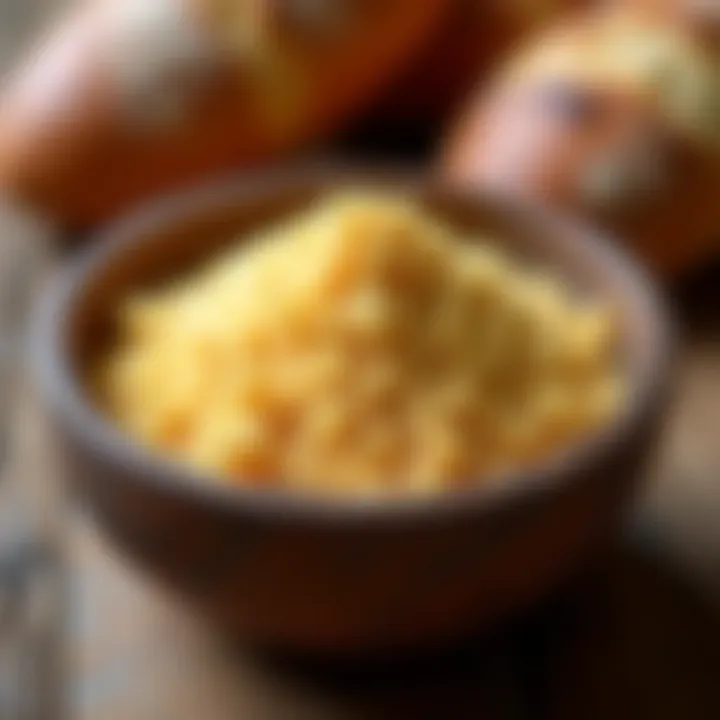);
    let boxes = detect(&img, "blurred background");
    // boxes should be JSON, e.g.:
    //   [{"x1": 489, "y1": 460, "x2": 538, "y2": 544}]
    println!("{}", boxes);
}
[
  {"x1": 0, "y1": 1, "x2": 62, "y2": 63},
  {"x1": 0, "y1": 1, "x2": 717, "y2": 719}
]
